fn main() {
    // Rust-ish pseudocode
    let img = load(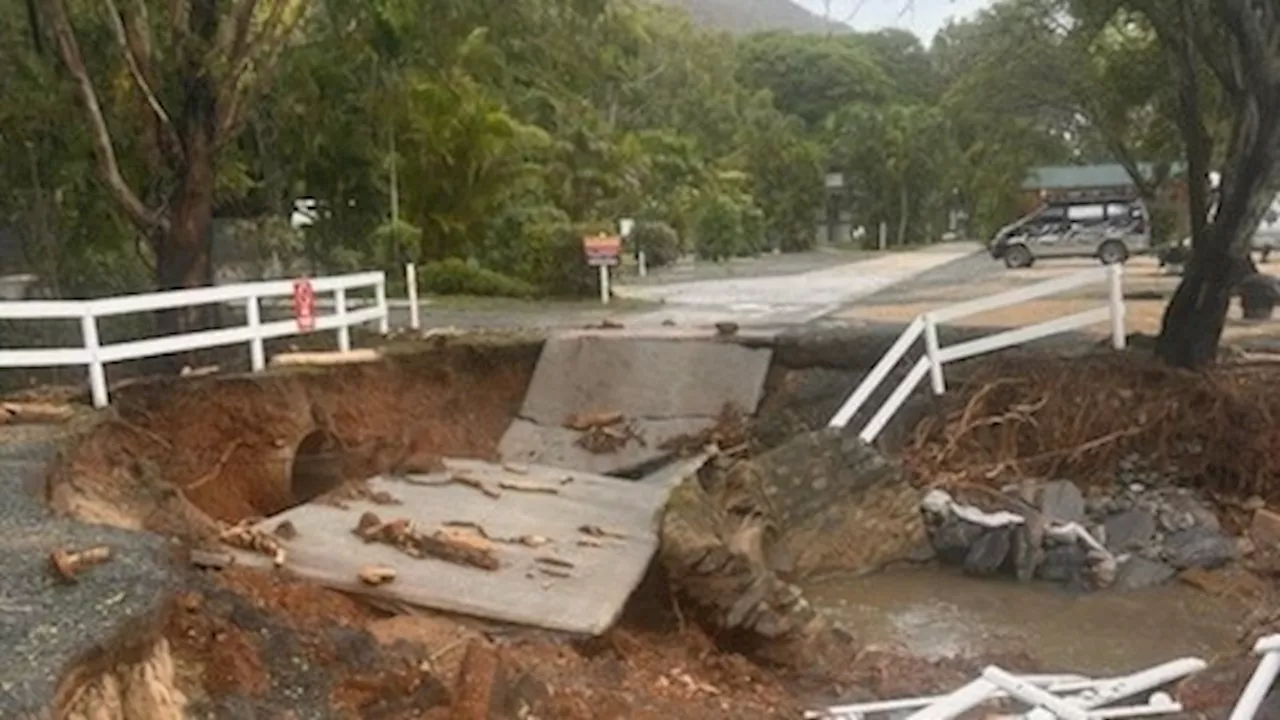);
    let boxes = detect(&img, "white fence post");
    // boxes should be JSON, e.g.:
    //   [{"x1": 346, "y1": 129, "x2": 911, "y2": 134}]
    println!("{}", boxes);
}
[
  {"x1": 1108, "y1": 263, "x2": 1126, "y2": 350},
  {"x1": 246, "y1": 295, "x2": 266, "y2": 371},
  {"x1": 405, "y1": 263, "x2": 420, "y2": 331},
  {"x1": 924, "y1": 312, "x2": 946, "y2": 395},
  {"x1": 375, "y1": 277, "x2": 390, "y2": 334},
  {"x1": 335, "y1": 287, "x2": 351, "y2": 352},
  {"x1": 79, "y1": 311, "x2": 109, "y2": 408}
]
